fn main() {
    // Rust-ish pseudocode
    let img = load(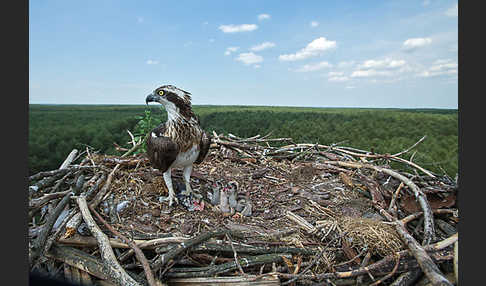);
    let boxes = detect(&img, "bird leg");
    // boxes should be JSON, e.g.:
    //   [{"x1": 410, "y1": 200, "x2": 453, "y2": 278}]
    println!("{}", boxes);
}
[
  {"x1": 181, "y1": 165, "x2": 202, "y2": 199},
  {"x1": 160, "y1": 169, "x2": 178, "y2": 206}
]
